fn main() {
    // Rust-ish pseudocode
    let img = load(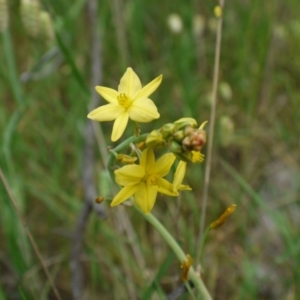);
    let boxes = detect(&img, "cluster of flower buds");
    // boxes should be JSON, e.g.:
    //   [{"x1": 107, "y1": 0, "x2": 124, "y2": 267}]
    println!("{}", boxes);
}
[{"x1": 146, "y1": 118, "x2": 207, "y2": 162}]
